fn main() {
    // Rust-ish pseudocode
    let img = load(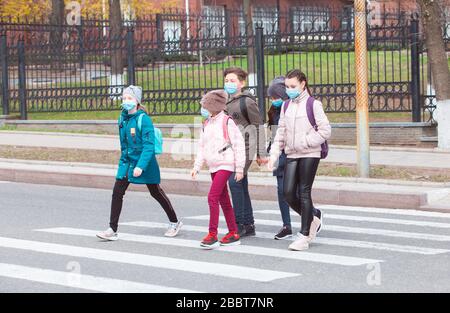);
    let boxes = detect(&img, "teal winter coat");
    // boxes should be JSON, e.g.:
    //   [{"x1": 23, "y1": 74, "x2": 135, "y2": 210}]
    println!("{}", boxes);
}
[{"x1": 116, "y1": 109, "x2": 161, "y2": 184}]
